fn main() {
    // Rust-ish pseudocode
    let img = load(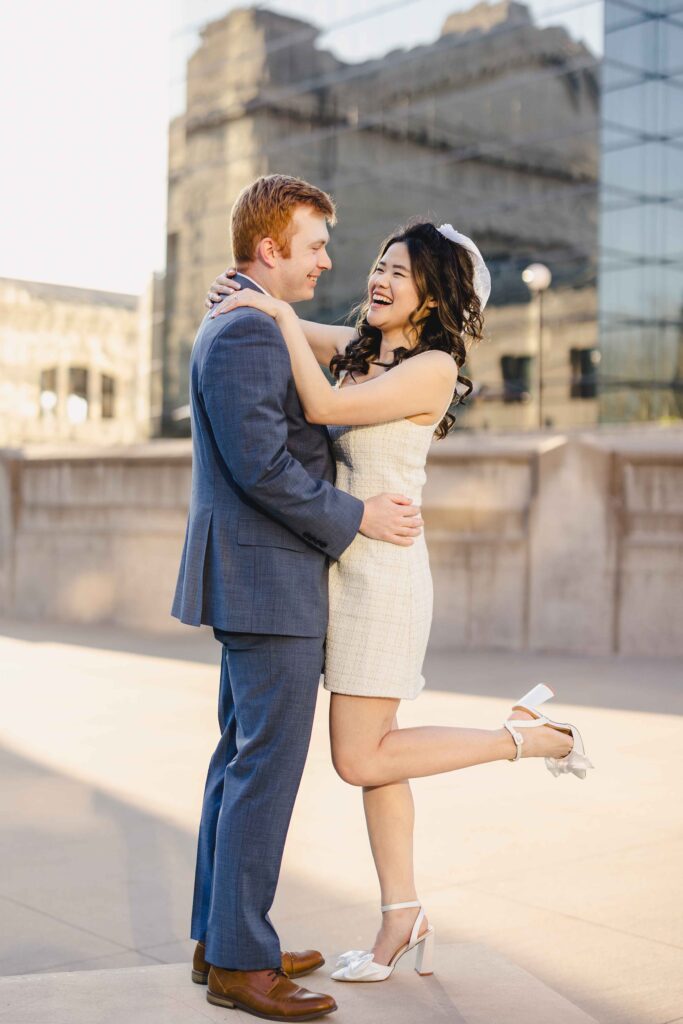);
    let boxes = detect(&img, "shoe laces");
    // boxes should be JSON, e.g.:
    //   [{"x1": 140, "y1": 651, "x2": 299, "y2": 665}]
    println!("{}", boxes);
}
[{"x1": 266, "y1": 968, "x2": 287, "y2": 982}]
